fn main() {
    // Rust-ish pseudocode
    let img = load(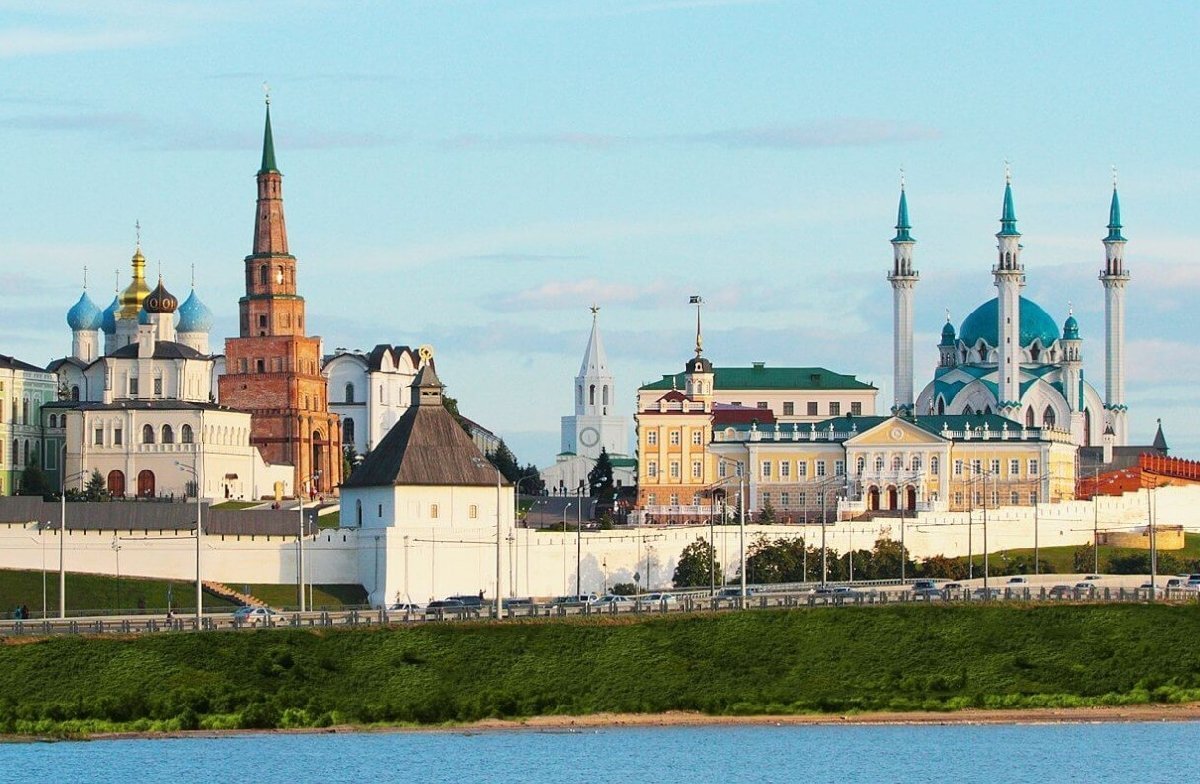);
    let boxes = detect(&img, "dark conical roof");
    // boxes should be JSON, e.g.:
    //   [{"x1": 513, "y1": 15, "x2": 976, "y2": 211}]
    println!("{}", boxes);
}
[
  {"x1": 1153, "y1": 420, "x2": 1168, "y2": 453},
  {"x1": 343, "y1": 362, "x2": 500, "y2": 487},
  {"x1": 259, "y1": 102, "x2": 278, "y2": 175}
]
